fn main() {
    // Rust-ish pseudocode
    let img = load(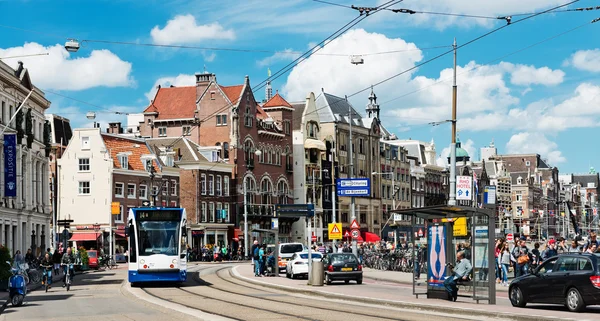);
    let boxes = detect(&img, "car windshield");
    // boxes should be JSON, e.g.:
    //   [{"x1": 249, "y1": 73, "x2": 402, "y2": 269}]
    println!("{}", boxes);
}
[
  {"x1": 137, "y1": 221, "x2": 180, "y2": 255},
  {"x1": 87, "y1": 251, "x2": 97, "y2": 258},
  {"x1": 299, "y1": 253, "x2": 322, "y2": 259},
  {"x1": 331, "y1": 254, "x2": 357, "y2": 264},
  {"x1": 281, "y1": 244, "x2": 304, "y2": 254}
]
